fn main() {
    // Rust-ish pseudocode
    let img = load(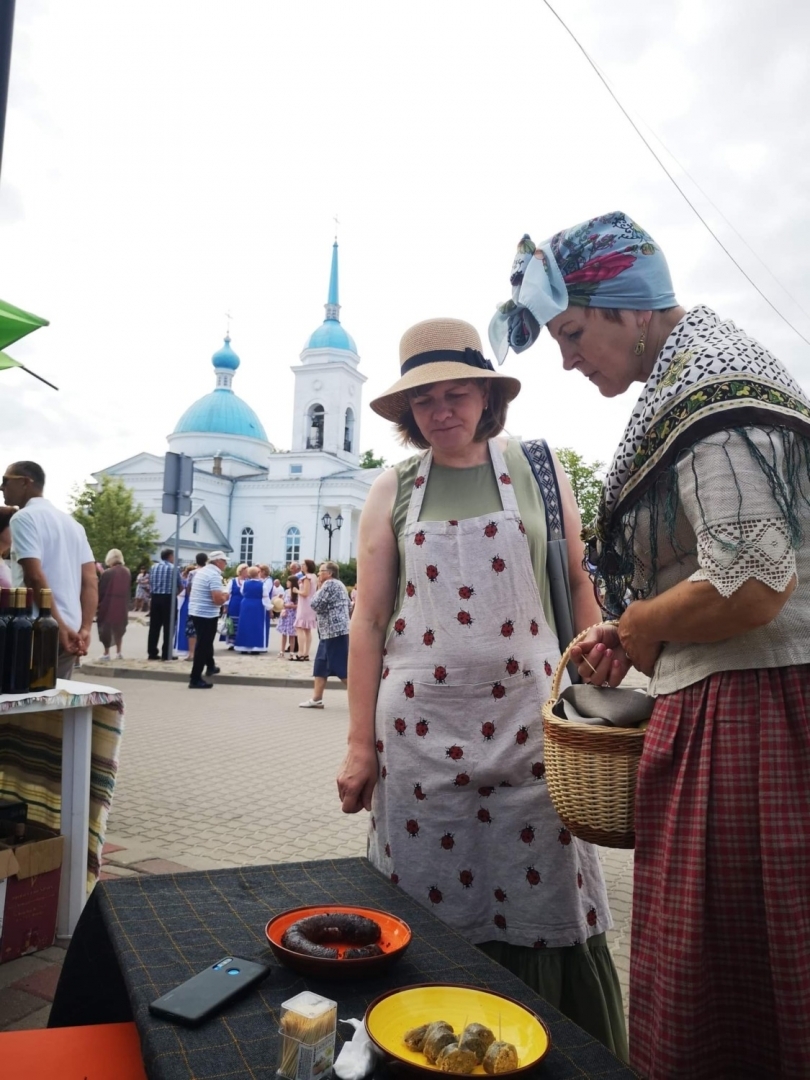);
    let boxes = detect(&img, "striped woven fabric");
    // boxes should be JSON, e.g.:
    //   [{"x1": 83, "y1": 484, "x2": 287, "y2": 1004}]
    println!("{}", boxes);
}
[{"x1": 0, "y1": 686, "x2": 124, "y2": 891}]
